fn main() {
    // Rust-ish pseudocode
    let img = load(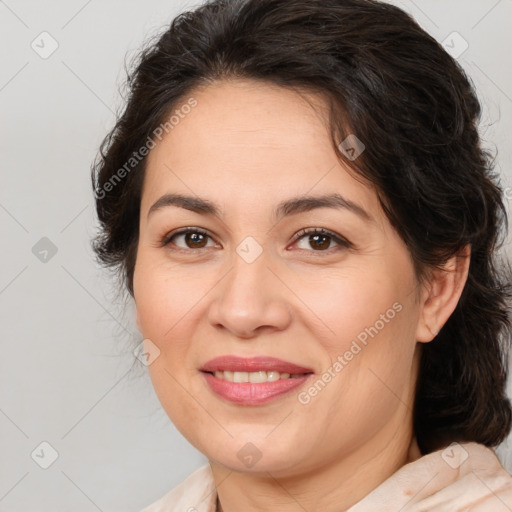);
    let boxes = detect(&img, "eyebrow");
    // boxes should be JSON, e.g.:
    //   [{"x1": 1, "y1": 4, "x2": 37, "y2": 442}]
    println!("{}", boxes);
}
[{"x1": 147, "y1": 192, "x2": 372, "y2": 222}]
